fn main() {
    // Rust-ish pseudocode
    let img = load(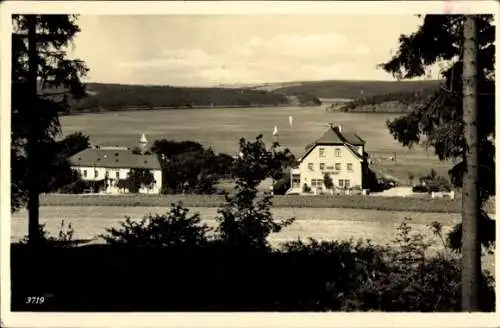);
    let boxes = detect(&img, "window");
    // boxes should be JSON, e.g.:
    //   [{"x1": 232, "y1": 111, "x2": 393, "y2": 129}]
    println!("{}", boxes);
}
[
  {"x1": 94, "y1": 170, "x2": 99, "y2": 178},
  {"x1": 347, "y1": 163, "x2": 353, "y2": 171},
  {"x1": 308, "y1": 163, "x2": 314, "y2": 171},
  {"x1": 83, "y1": 169, "x2": 87, "y2": 177},
  {"x1": 105, "y1": 171, "x2": 109, "y2": 179},
  {"x1": 319, "y1": 163, "x2": 325, "y2": 171},
  {"x1": 335, "y1": 148, "x2": 341, "y2": 157},
  {"x1": 311, "y1": 179, "x2": 323, "y2": 187},
  {"x1": 338, "y1": 179, "x2": 350, "y2": 189},
  {"x1": 335, "y1": 163, "x2": 341, "y2": 171},
  {"x1": 319, "y1": 148, "x2": 325, "y2": 158},
  {"x1": 116, "y1": 171, "x2": 120, "y2": 179}
]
